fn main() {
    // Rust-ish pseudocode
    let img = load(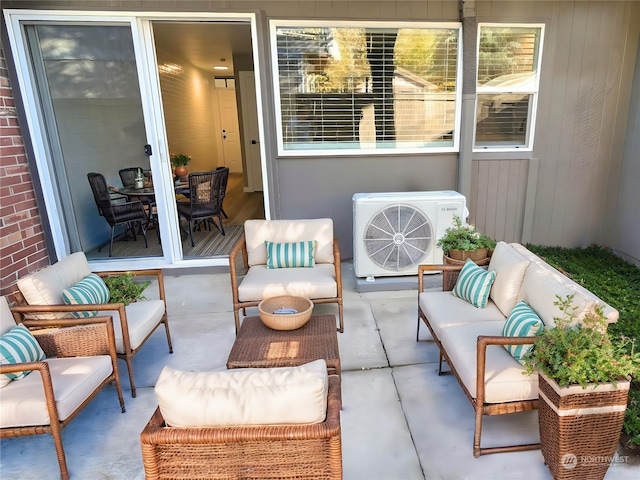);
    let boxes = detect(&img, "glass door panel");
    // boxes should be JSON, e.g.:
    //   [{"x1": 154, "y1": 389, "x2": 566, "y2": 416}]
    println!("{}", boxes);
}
[{"x1": 25, "y1": 24, "x2": 163, "y2": 259}]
